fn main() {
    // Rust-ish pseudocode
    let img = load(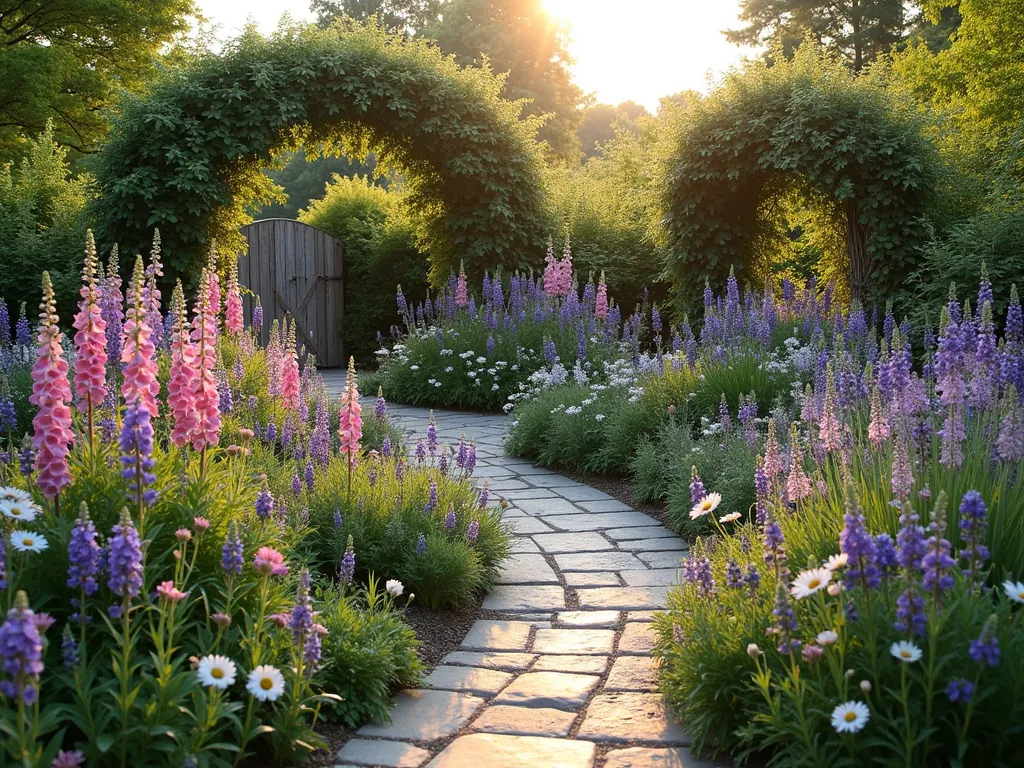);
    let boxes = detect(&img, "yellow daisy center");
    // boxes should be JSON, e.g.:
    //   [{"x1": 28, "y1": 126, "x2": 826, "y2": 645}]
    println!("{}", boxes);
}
[
  {"x1": 808, "y1": 578, "x2": 821, "y2": 589},
  {"x1": 10, "y1": 508, "x2": 22, "y2": 516},
  {"x1": 1017, "y1": 590, "x2": 1024, "y2": 600},
  {"x1": 211, "y1": 668, "x2": 224, "y2": 679},
  {"x1": 844, "y1": 711, "x2": 857, "y2": 723},
  {"x1": 700, "y1": 501, "x2": 711, "y2": 511},
  {"x1": 901, "y1": 650, "x2": 912, "y2": 658},
  {"x1": 21, "y1": 537, "x2": 33, "y2": 546},
  {"x1": 260, "y1": 677, "x2": 273, "y2": 690}
]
